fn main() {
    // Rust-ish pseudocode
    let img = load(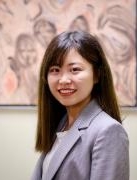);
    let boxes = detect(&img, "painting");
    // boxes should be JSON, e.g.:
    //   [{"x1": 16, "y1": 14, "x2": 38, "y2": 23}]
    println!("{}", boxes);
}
[{"x1": 0, "y1": 0, "x2": 136, "y2": 107}]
